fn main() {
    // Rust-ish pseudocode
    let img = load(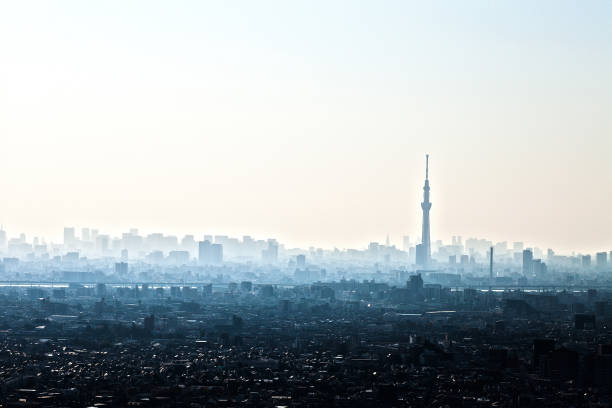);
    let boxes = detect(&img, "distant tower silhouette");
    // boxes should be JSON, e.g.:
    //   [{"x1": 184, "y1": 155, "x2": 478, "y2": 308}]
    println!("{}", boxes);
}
[
  {"x1": 416, "y1": 154, "x2": 431, "y2": 267},
  {"x1": 489, "y1": 246, "x2": 494, "y2": 287}
]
